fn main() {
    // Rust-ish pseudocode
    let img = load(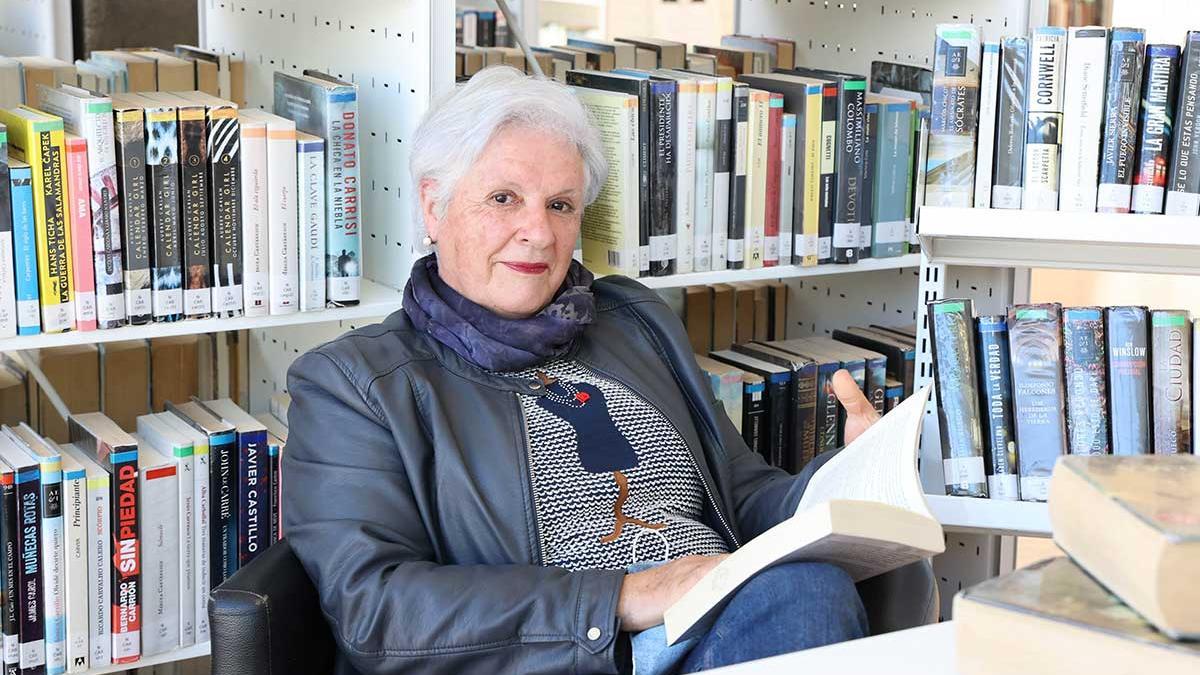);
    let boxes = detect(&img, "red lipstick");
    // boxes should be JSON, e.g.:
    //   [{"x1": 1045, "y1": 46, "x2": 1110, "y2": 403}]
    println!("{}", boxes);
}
[{"x1": 502, "y1": 262, "x2": 549, "y2": 274}]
